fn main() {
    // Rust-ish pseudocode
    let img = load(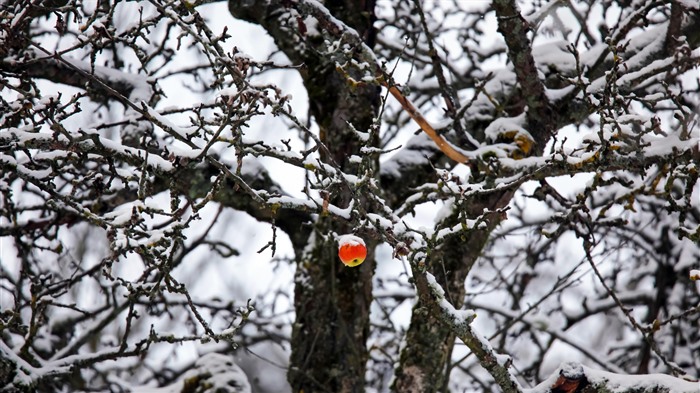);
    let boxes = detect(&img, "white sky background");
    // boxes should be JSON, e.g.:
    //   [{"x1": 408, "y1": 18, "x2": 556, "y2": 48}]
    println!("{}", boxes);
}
[{"x1": 1, "y1": 0, "x2": 699, "y2": 391}]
